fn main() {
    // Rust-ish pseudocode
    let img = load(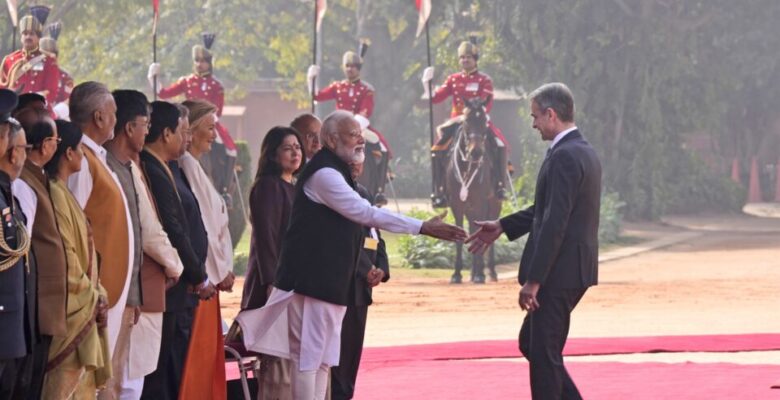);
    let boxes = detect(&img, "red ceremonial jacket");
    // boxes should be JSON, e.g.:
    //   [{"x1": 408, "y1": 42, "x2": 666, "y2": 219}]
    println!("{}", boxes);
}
[
  {"x1": 315, "y1": 79, "x2": 393, "y2": 153},
  {"x1": 159, "y1": 73, "x2": 237, "y2": 153},
  {"x1": 159, "y1": 73, "x2": 226, "y2": 116},
  {"x1": 314, "y1": 79, "x2": 375, "y2": 117},
  {"x1": 0, "y1": 48, "x2": 61, "y2": 107},
  {"x1": 55, "y1": 68, "x2": 74, "y2": 104},
  {"x1": 431, "y1": 69, "x2": 494, "y2": 118}
]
